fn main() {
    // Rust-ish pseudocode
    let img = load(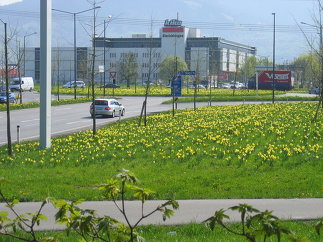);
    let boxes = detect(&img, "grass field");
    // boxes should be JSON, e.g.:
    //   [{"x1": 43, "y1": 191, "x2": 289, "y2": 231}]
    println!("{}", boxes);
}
[
  {"x1": 0, "y1": 222, "x2": 321, "y2": 241},
  {"x1": 0, "y1": 102, "x2": 322, "y2": 202}
]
